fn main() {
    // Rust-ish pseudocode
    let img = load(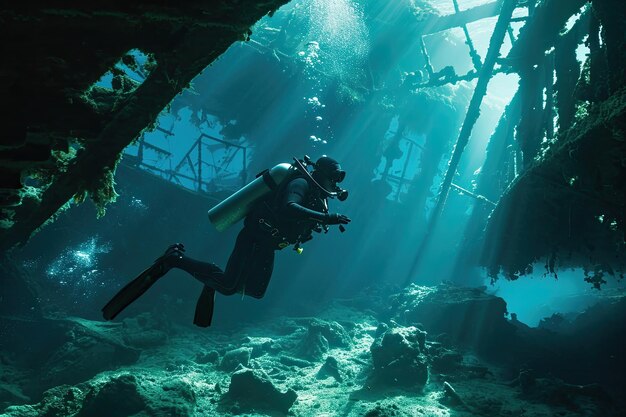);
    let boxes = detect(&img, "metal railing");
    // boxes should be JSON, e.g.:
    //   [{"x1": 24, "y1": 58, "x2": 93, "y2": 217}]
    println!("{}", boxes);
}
[{"x1": 128, "y1": 131, "x2": 248, "y2": 195}]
